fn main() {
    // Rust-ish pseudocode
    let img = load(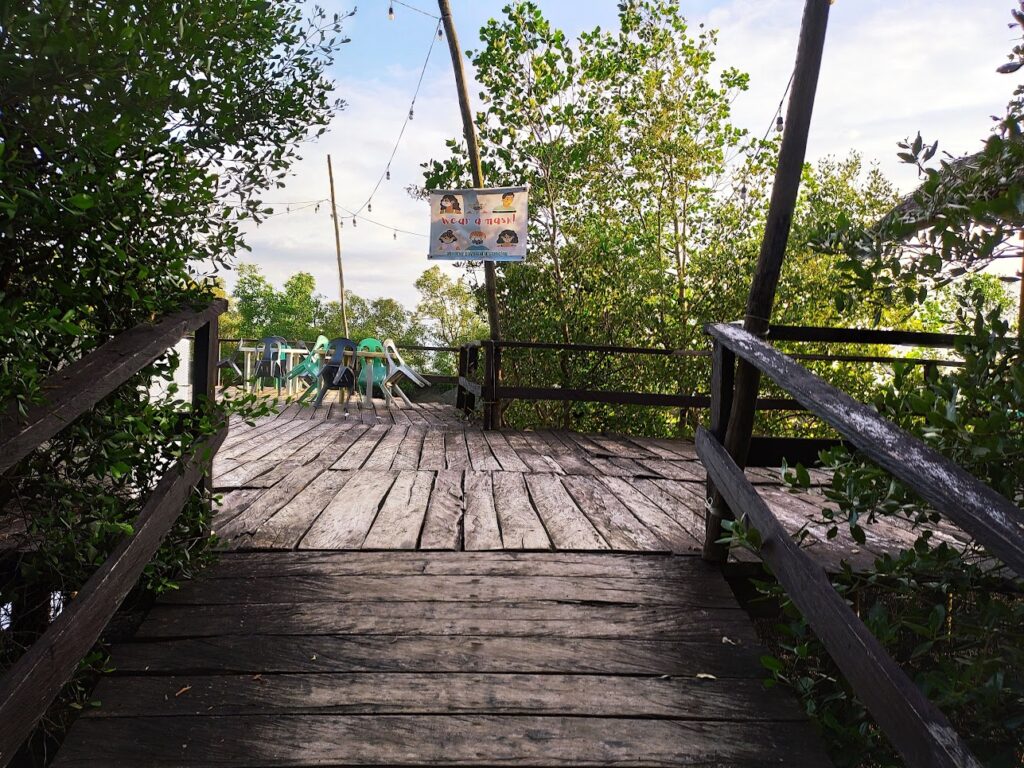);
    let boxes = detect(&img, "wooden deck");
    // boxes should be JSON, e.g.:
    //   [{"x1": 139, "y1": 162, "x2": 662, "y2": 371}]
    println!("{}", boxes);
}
[{"x1": 53, "y1": 402, "x2": 840, "y2": 766}]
